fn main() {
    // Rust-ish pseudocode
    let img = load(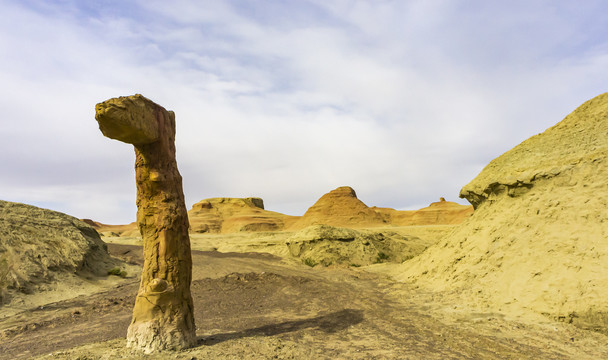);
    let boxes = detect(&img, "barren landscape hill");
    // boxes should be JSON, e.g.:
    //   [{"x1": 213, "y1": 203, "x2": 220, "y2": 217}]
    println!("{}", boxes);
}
[
  {"x1": 398, "y1": 92, "x2": 608, "y2": 333},
  {"x1": 0, "y1": 200, "x2": 118, "y2": 307},
  {"x1": 289, "y1": 186, "x2": 389, "y2": 229},
  {"x1": 95, "y1": 188, "x2": 473, "y2": 237}
]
